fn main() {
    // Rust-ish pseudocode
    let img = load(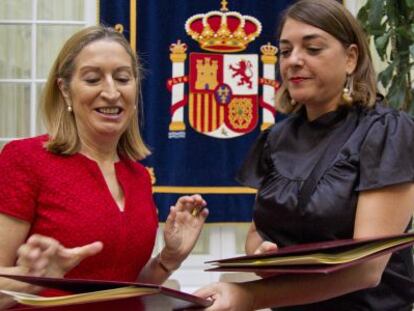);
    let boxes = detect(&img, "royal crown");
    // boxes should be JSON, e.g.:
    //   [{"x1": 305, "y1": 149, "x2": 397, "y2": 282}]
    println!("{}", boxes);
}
[
  {"x1": 170, "y1": 40, "x2": 188, "y2": 54},
  {"x1": 260, "y1": 42, "x2": 278, "y2": 56},
  {"x1": 185, "y1": 0, "x2": 262, "y2": 53}
]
